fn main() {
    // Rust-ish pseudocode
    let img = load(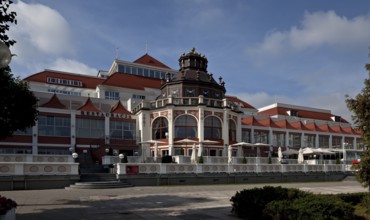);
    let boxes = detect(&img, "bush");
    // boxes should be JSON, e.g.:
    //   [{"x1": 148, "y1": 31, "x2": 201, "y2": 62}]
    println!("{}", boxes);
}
[
  {"x1": 230, "y1": 186, "x2": 309, "y2": 219},
  {"x1": 198, "y1": 155, "x2": 204, "y2": 164},
  {"x1": 264, "y1": 194, "x2": 354, "y2": 220},
  {"x1": 0, "y1": 195, "x2": 17, "y2": 215},
  {"x1": 242, "y1": 157, "x2": 247, "y2": 164},
  {"x1": 161, "y1": 155, "x2": 173, "y2": 163},
  {"x1": 335, "y1": 192, "x2": 366, "y2": 206}
]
